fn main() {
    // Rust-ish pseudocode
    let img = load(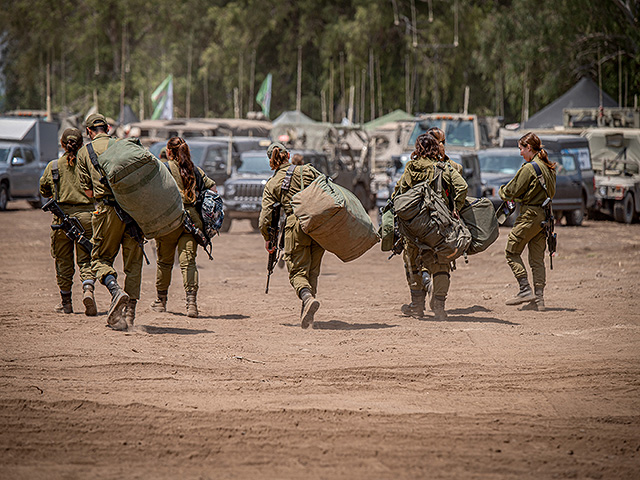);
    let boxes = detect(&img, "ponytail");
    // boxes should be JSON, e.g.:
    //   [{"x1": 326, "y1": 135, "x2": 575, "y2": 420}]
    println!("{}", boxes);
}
[
  {"x1": 519, "y1": 132, "x2": 556, "y2": 171},
  {"x1": 167, "y1": 137, "x2": 197, "y2": 202}
]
